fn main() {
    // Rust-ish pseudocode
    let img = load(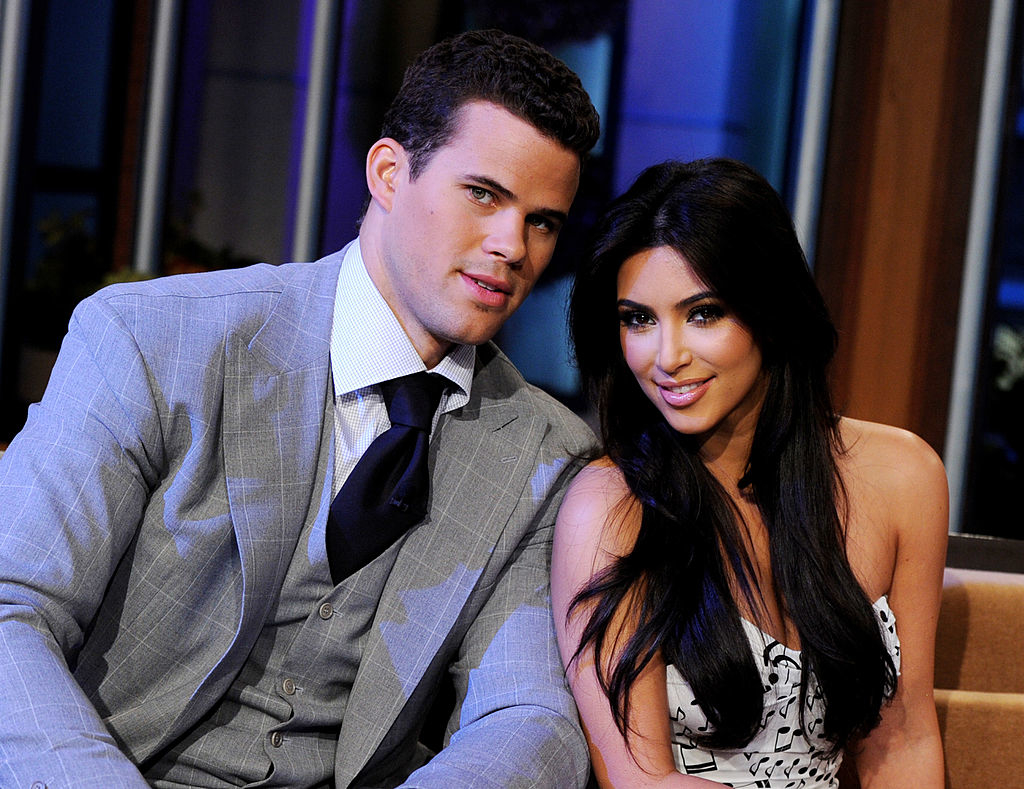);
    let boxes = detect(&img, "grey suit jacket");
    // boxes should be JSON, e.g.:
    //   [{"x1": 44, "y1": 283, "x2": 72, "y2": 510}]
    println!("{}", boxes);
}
[{"x1": 0, "y1": 250, "x2": 594, "y2": 787}]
